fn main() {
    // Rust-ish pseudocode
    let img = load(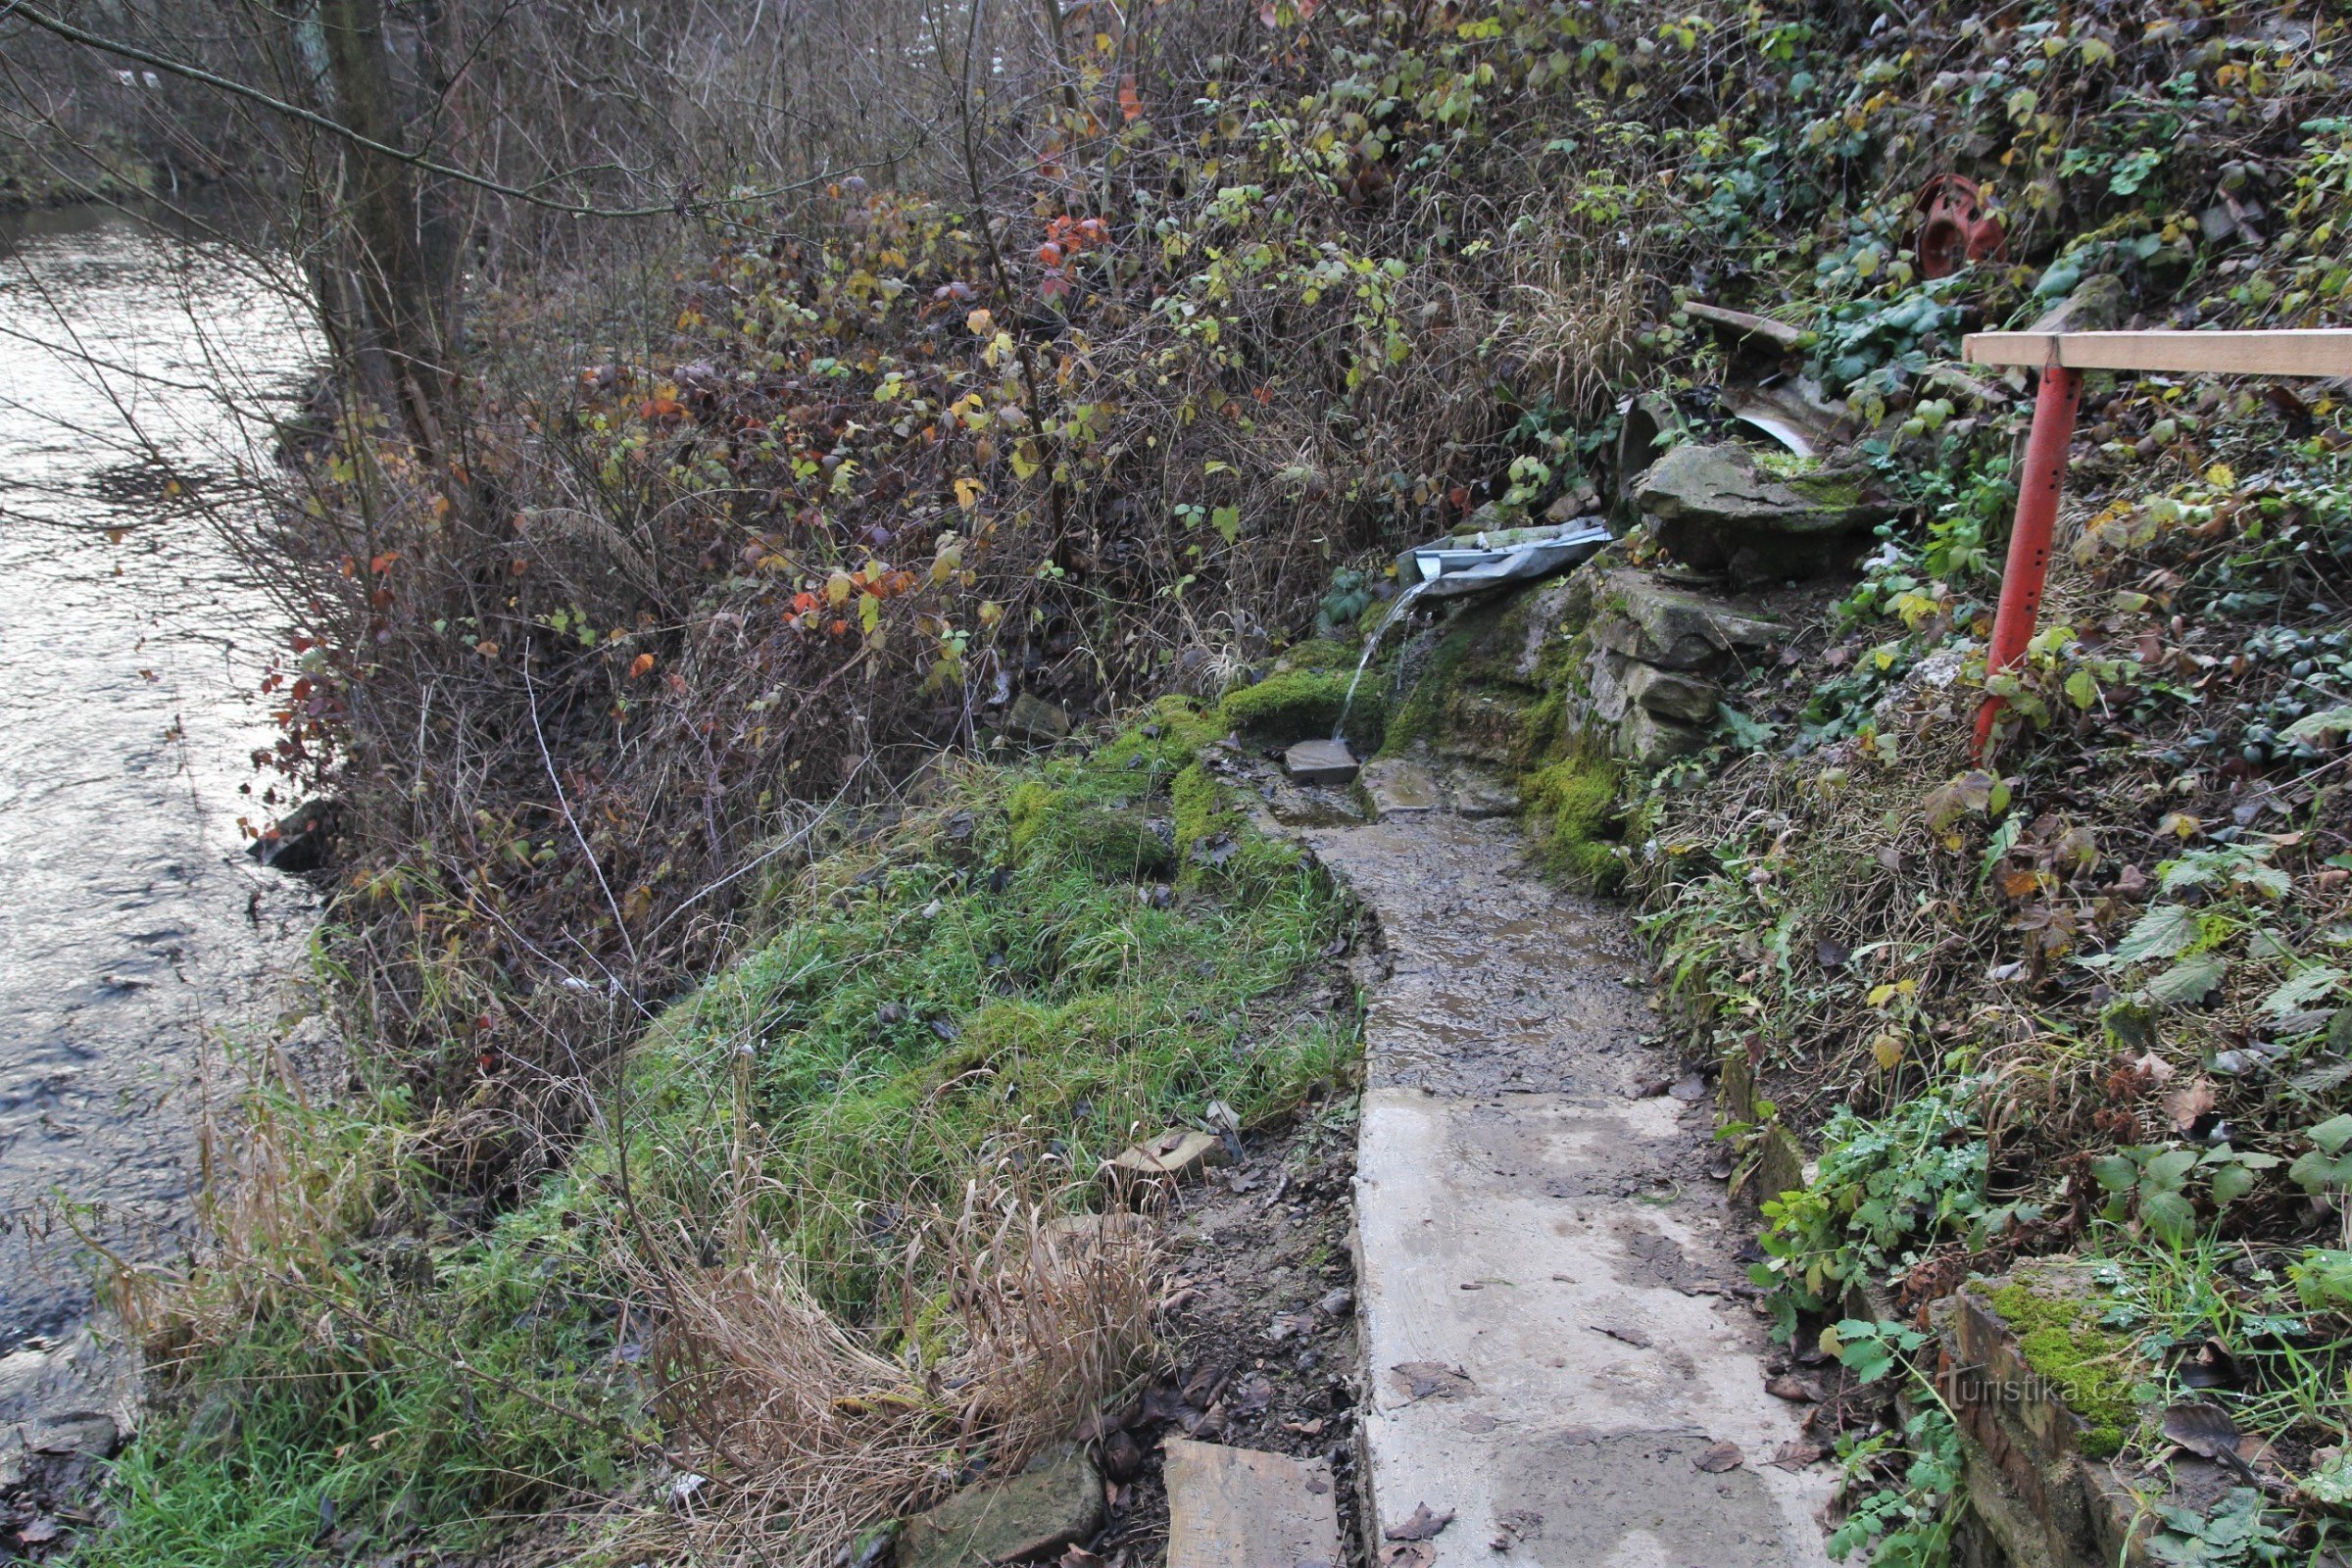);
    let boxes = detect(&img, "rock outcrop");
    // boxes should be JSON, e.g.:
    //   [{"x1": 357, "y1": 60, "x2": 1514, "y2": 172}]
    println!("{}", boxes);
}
[{"x1": 1632, "y1": 441, "x2": 1891, "y2": 580}]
